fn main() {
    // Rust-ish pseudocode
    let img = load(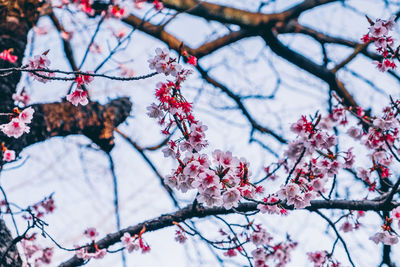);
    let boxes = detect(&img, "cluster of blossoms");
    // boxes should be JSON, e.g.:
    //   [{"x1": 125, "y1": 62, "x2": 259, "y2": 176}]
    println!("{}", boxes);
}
[
  {"x1": 66, "y1": 72, "x2": 93, "y2": 106},
  {"x1": 76, "y1": 245, "x2": 106, "y2": 261},
  {"x1": 148, "y1": 48, "x2": 301, "y2": 266},
  {"x1": 55, "y1": 0, "x2": 95, "y2": 16},
  {"x1": 145, "y1": 42, "x2": 400, "y2": 265},
  {"x1": 369, "y1": 208, "x2": 400, "y2": 245},
  {"x1": 25, "y1": 53, "x2": 91, "y2": 106},
  {"x1": 75, "y1": 228, "x2": 106, "y2": 260},
  {"x1": 26, "y1": 54, "x2": 55, "y2": 83},
  {"x1": 362, "y1": 15, "x2": 397, "y2": 72},
  {"x1": 31, "y1": 195, "x2": 56, "y2": 219},
  {"x1": 109, "y1": 4, "x2": 127, "y2": 19},
  {"x1": 148, "y1": 48, "x2": 184, "y2": 77},
  {"x1": 174, "y1": 230, "x2": 187, "y2": 243},
  {"x1": 307, "y1": 250, "x2": 341, "y2": 267},
  {"x1": 55, "y1": 0, "x2": 163, "y2": 19},
  {"x1": 249, "y1": 226, "x2": 297, "y2": 267},
  {"x1": 147, "y1": 48, "x2": 264, "y2": 210},
  {"x1": 257, "y1": 110, "x2": 350, "y2": 212},
  {"x1": 165, "y1": 148, "x2": 264, "y2": 209},
  {"x1": 134, "y1": 0, "x2": 164, "y2": 10},
  {"x1": 20, "y1": 195, "x2": 56, "y2": 221},
  {"x1": 351, "y1": 105, "x2": 400, "y2": 189},
  {"x1": 0, "y1": 106, "x2": 34, "y2": 140},
  {"x1": 338, "y1": 210, "x2": 365, "y2": 233},
  {"x1": 77, "y1": 227, "x2": 150, "y2": 260},
  {"x1": 120, "y1": 229, "x2": 151, "y2": 254},
  {"x1": 12, "y1": 90, "x2": 30, "y2": 107},
  {"x1": 21, "y1": 234, "x2": 53, "y2": 266}
]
